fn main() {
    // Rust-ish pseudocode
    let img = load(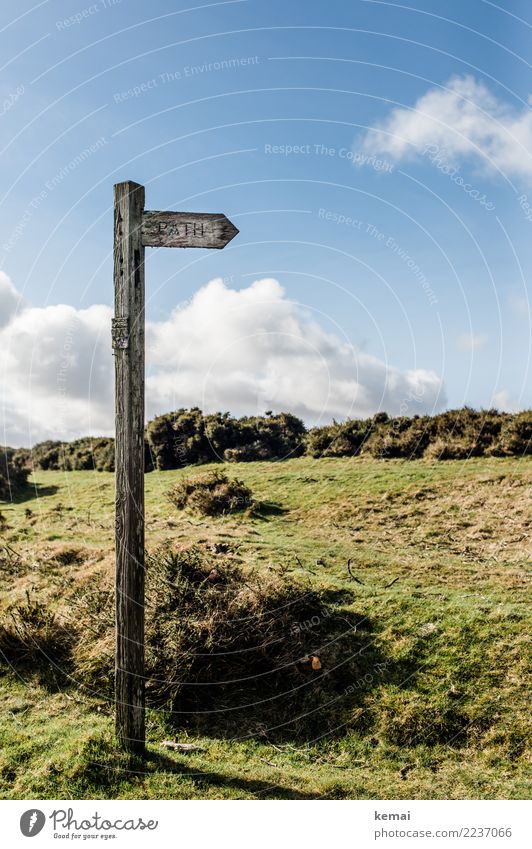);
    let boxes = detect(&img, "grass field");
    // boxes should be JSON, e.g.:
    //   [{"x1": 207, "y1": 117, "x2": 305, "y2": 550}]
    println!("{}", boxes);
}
[{"x1": 0, "y1": 456, "x2": 530, "y2": 799}]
